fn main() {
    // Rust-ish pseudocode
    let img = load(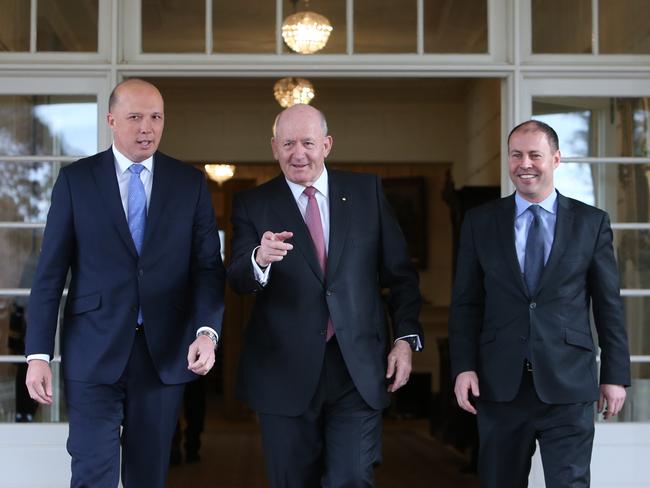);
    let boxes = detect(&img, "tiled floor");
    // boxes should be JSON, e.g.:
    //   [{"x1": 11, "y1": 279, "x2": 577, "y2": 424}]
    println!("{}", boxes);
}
[{"x1": 167, "y1": 416, "x2": 480, "y2": 488}]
